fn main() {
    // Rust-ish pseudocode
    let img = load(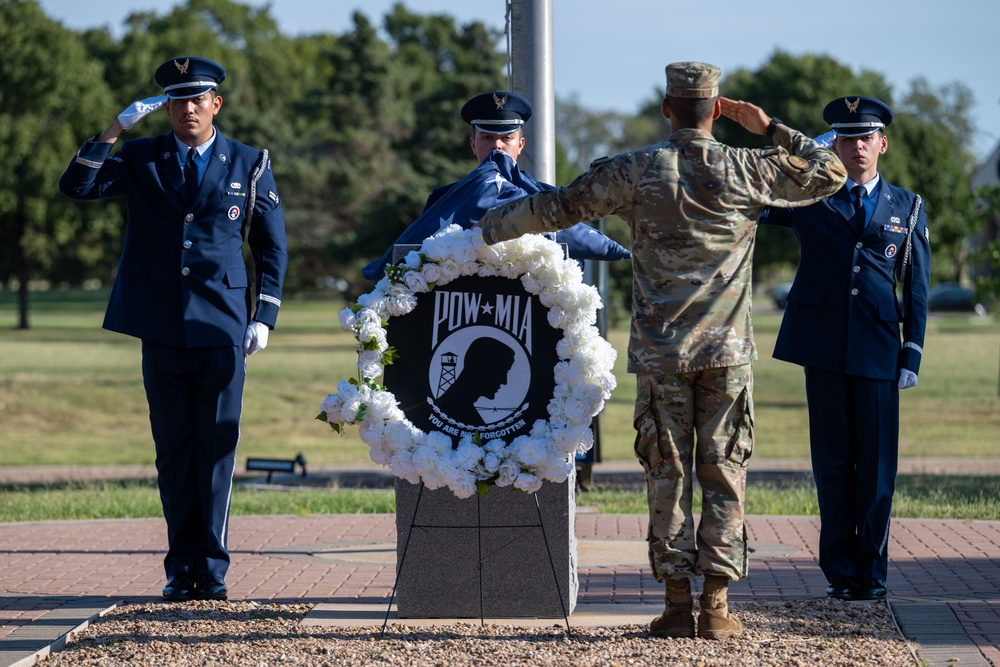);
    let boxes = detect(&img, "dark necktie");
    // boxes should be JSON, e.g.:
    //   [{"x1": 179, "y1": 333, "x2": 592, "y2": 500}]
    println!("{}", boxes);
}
[
  {"x1": 851, "y1": 184, "x2": 867, "y2": 231},
  {"x1": 184, "y1": 147, "x2": 199, "y2": 201}
]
